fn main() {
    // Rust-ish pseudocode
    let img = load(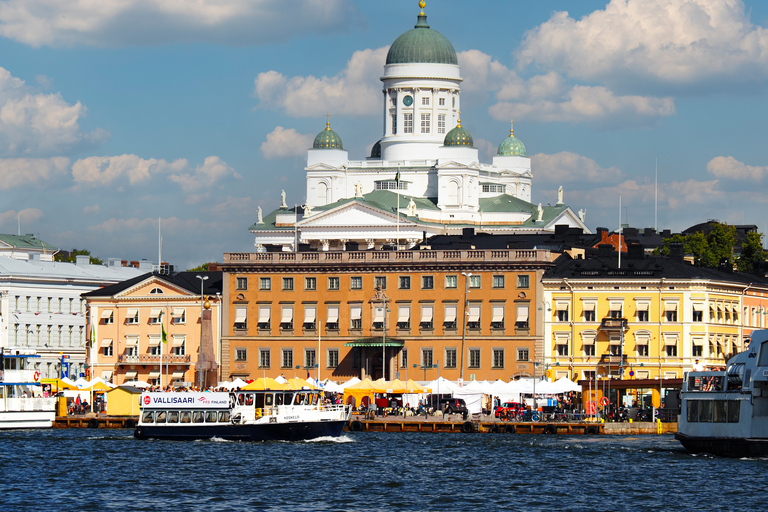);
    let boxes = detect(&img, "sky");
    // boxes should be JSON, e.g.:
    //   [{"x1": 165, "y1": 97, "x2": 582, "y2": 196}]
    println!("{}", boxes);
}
[{"x1": 2, "y1": 0, "x2": 768, "y2": 269}]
